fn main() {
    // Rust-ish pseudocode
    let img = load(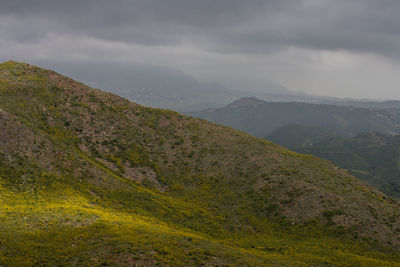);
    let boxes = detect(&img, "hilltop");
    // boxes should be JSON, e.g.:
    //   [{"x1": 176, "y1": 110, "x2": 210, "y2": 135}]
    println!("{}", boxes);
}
[
  {"x1": 226, "y1": 97, "x2": 267, "y2": 108},
  {"x1": 0, "y1": 61, "x2": 399, "y2": 266}
]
